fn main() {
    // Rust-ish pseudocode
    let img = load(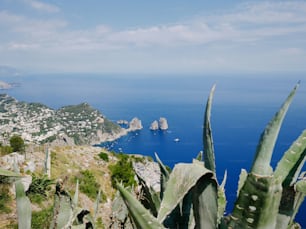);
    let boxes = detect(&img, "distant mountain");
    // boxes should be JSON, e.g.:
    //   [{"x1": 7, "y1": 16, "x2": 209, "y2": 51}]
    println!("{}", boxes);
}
[{"x1": 0, "y1": 94, "x2": 127, "y2": 145}]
